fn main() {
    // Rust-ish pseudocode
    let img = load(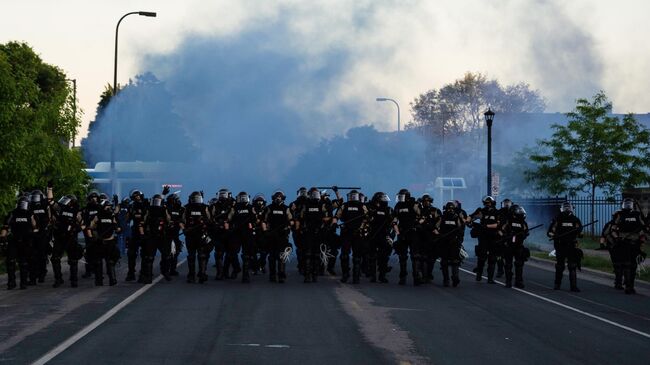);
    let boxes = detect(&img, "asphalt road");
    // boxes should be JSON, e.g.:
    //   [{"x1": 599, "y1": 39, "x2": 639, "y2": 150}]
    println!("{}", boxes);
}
[{"x1": 1, "y1": 254, "x2": 649, "y2": 365}]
